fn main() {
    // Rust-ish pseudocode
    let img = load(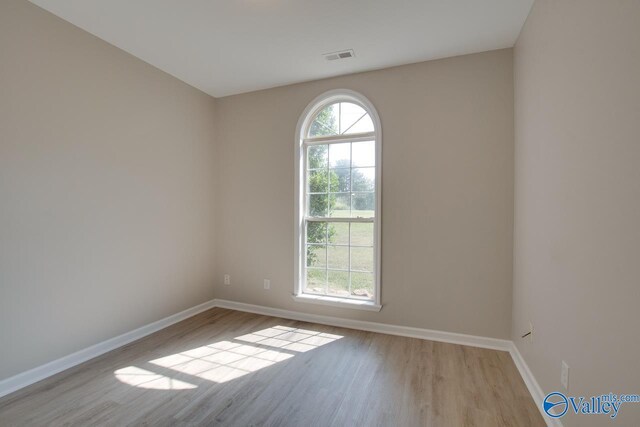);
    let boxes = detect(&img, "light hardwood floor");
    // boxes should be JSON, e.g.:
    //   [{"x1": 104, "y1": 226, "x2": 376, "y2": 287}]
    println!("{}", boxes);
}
[{"x1": 0, "y1": 308, "x2": 545, "y2": 426}]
